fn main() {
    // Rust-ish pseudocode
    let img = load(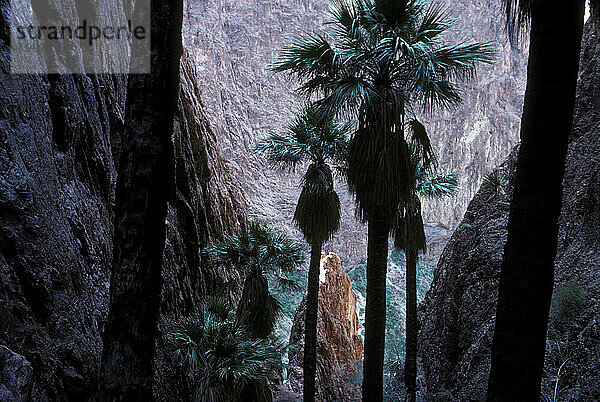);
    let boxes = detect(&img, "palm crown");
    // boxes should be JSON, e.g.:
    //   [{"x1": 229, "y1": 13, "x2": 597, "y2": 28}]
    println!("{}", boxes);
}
[
  {"x1": 204, "y1": 220, "x2": 305, "y2": 339},
  {"x1": 256, "y1": 104, "x2": 349, "y2": 245},
  {"x1": 273, "y1": 0, "x2": 494, "y2": 219}
]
